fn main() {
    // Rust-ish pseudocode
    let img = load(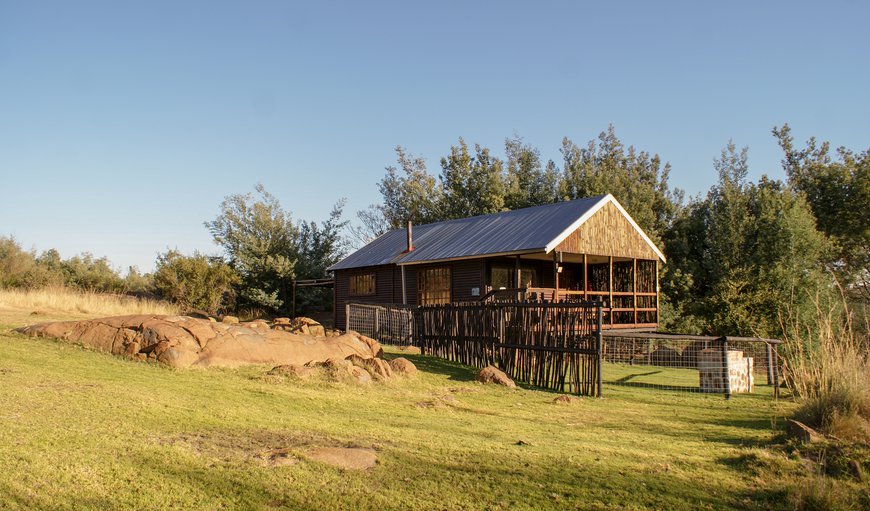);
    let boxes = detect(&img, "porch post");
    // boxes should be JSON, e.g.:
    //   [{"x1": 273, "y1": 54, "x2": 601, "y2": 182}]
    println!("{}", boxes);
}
[
  {"x1": 515, "y1": 255, "x2": 522, "y2": 301},
  {"x1": 608, "y1": 256, "x2": 613, "y2": 326},
  {"x1": 583, "y1": 253, "x2": 588, "y2": 301},
  {"x1": 632, "y1": 258, "x2": 637, "y2": 326},
  {"x1": 553, "y1": 251, "x2": 559, "y2": 302}
]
